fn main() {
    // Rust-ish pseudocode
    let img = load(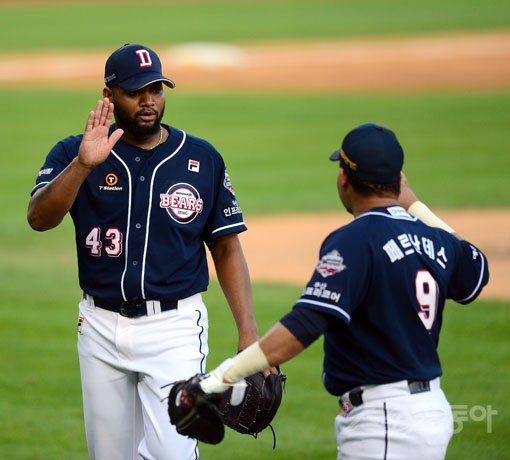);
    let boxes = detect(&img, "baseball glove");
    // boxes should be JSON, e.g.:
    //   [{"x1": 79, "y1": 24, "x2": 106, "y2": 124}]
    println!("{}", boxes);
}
[
  {"x1": 218, "y1": 369, "x2": 286, "y2": 439},
  {"x1": 168, "y1": 375, "x2": 225, "y2": 445}
]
